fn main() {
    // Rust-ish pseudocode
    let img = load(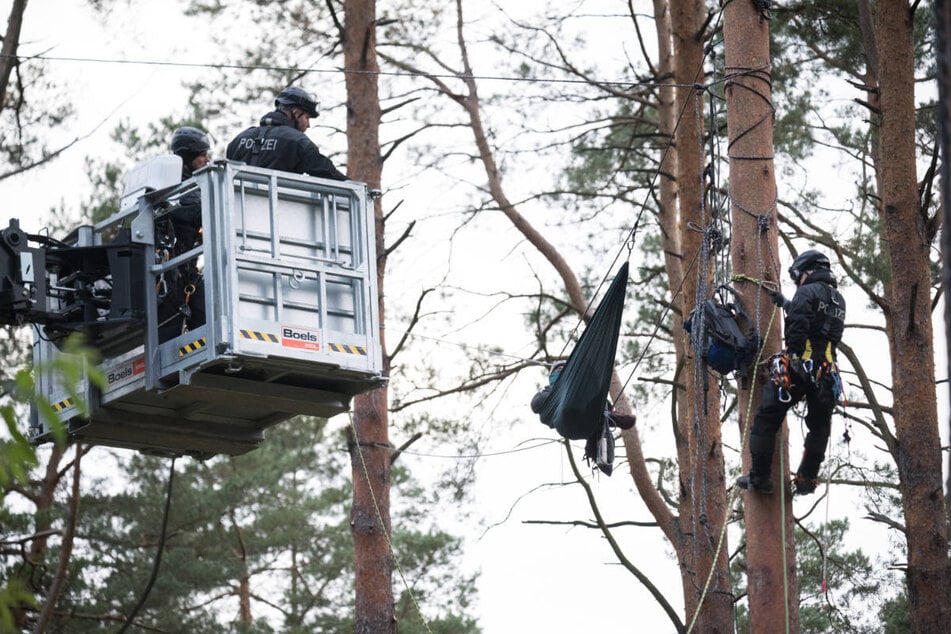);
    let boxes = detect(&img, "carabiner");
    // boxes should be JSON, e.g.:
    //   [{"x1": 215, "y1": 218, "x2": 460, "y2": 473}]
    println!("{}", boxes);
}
[{"x1": 777, "y1": 386, "x2": 792, "y2": 403}]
